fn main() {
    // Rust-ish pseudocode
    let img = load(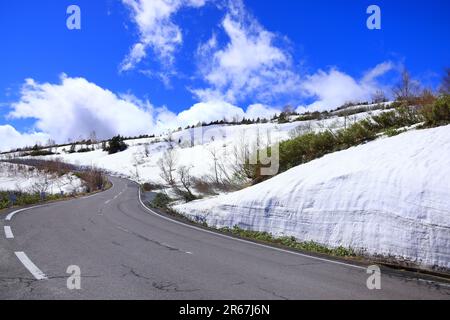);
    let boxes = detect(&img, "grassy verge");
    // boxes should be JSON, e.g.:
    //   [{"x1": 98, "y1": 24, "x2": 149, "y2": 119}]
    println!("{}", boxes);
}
[
  {"x1": 0, "y1": 191, "x2": 65, "y2": 210},
  {"x1": 0, "y1": 179, "x2": 113, "y2": 211},
  {"x1": 219, "y1": 226, "x2": 356, "y2": 257}
]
